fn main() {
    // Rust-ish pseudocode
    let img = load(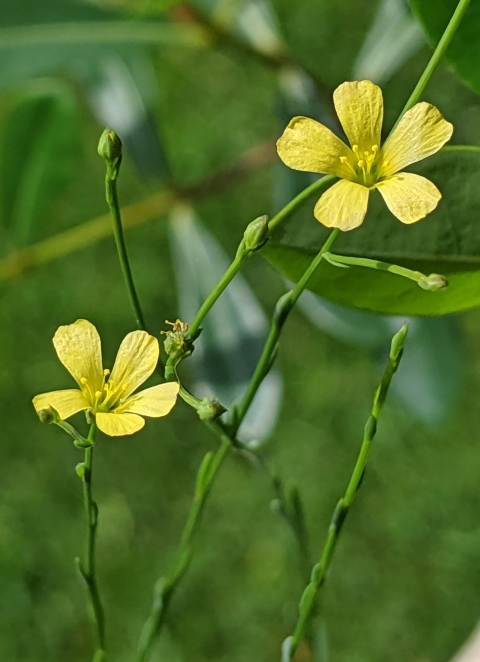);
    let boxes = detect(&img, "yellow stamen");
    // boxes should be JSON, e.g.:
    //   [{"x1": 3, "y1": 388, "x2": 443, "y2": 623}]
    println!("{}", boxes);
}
[
  {"x1": 81, "y1": 377, "x2": 88, "y2": 385},
  {"x1": 339, "y1": 156, "x2": 348, "y2": 163},
  {"x1": 95, "y1": 391, "x2": 102, "y2": 398},
  {"x1": 372, "y1": 144, "x2": 379, "y2": 153},
  {"x1": 103, "y1": 369, "x2": 110, "y2": 376},
  {"x1": 358, "y1": 159, "x2": 365, "y2": 168},
  {"x1": 352, "y1": 144, "x2": 359, "y2": 153}
]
